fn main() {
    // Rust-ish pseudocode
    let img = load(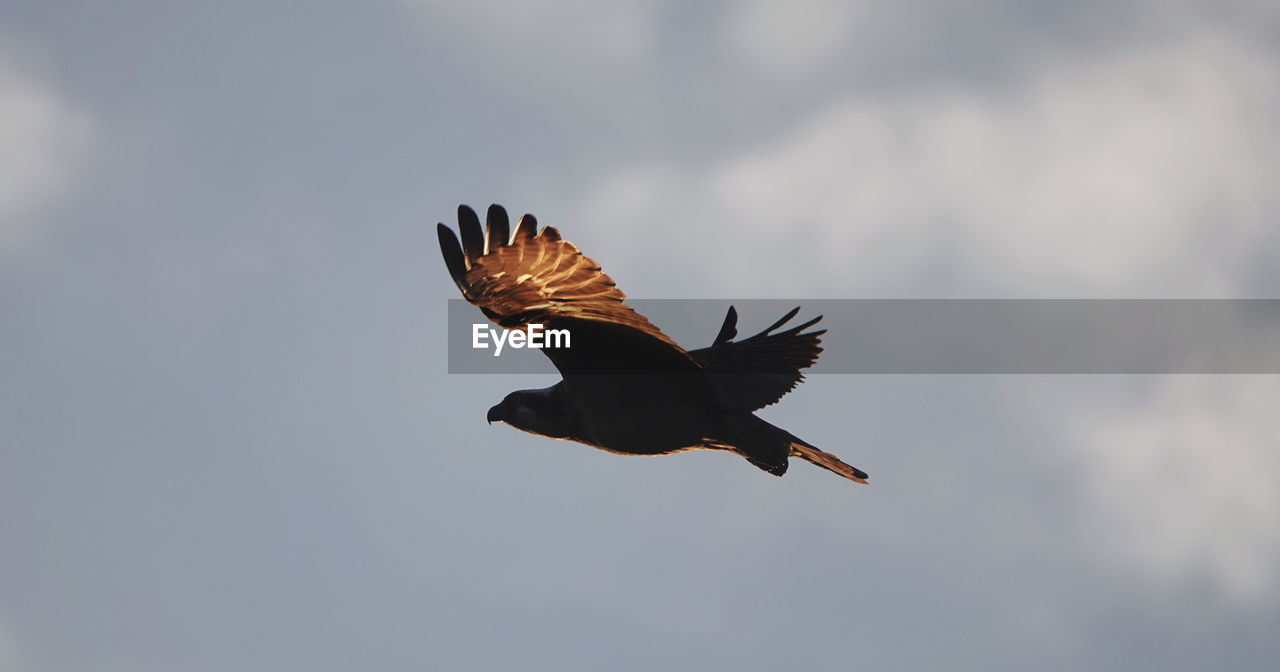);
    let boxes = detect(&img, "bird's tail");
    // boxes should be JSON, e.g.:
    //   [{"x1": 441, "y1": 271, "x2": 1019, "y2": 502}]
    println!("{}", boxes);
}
[
  {"x1": 788, "y1": 436, "x2": 869, "y2": 484},
  {"x1": 720, "y1": 414, "x2": 868, "y2": 484}
]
